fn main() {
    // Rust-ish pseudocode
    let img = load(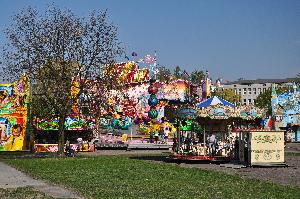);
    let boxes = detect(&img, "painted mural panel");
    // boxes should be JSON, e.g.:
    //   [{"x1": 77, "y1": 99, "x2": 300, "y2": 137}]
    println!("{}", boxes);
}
[
  {"x1": 272, "y1": 85, "x2": 300, "y2": 127},
  {"x1": 36, "y1": 116, "x2": 95, "y2": 131},
  {"x1": 0, "y1": 75, "x2": 29, "y2": 151}
]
